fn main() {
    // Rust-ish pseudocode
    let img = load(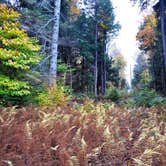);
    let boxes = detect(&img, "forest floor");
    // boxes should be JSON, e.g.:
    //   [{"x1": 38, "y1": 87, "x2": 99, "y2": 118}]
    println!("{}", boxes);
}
[{"x1": 0, "y1": 100, "x2": 165, "y2": 166}]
